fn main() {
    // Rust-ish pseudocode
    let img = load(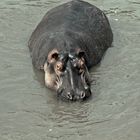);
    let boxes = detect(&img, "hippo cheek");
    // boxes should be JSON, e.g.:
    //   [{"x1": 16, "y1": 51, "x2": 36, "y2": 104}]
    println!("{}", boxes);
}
[
  {"x1": 44, "y1": 71, "x2": 56, "y2": 89},
  {"x1": 43, "y1": 62, "x2": 57, "y2": 90},
  {"x1": 44, "y1": 71, "x2": 63, "y2": 90}
]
